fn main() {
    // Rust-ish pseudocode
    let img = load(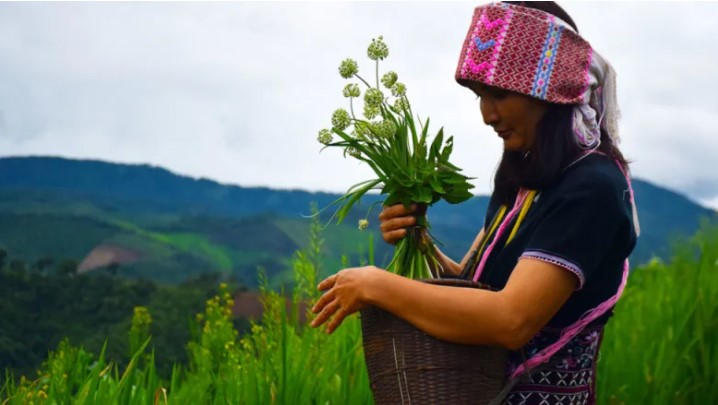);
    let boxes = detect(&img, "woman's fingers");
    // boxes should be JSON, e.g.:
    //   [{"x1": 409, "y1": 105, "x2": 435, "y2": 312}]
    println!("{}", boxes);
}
[
  {"x1": 310, "y1": 266, "x2": 377, "y2": 332},
  {"x1": 317, "y1": 274, "x2": 337, "y2": 292},
  {"x1": 311, "y1": 288, "x2": 336, "y2": 314},
  {"x1": 326, "y1": 308, "x2": 349, "y2": 334},
  {"x1": 379, "y1": 216, "x2": 417, "y2": 233},
  {"x1": 311, "y1": 300, "x2": 340, "y2": 328},
  {"x1": 379, "y1": 203, "x2": 417, "y2": 221},
  {"x1": 379, "y1": 204, "x2": 425, "y2": 245},
  {"x1": 382, "y1": 229, "x2": 407, "y2": 244}
]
